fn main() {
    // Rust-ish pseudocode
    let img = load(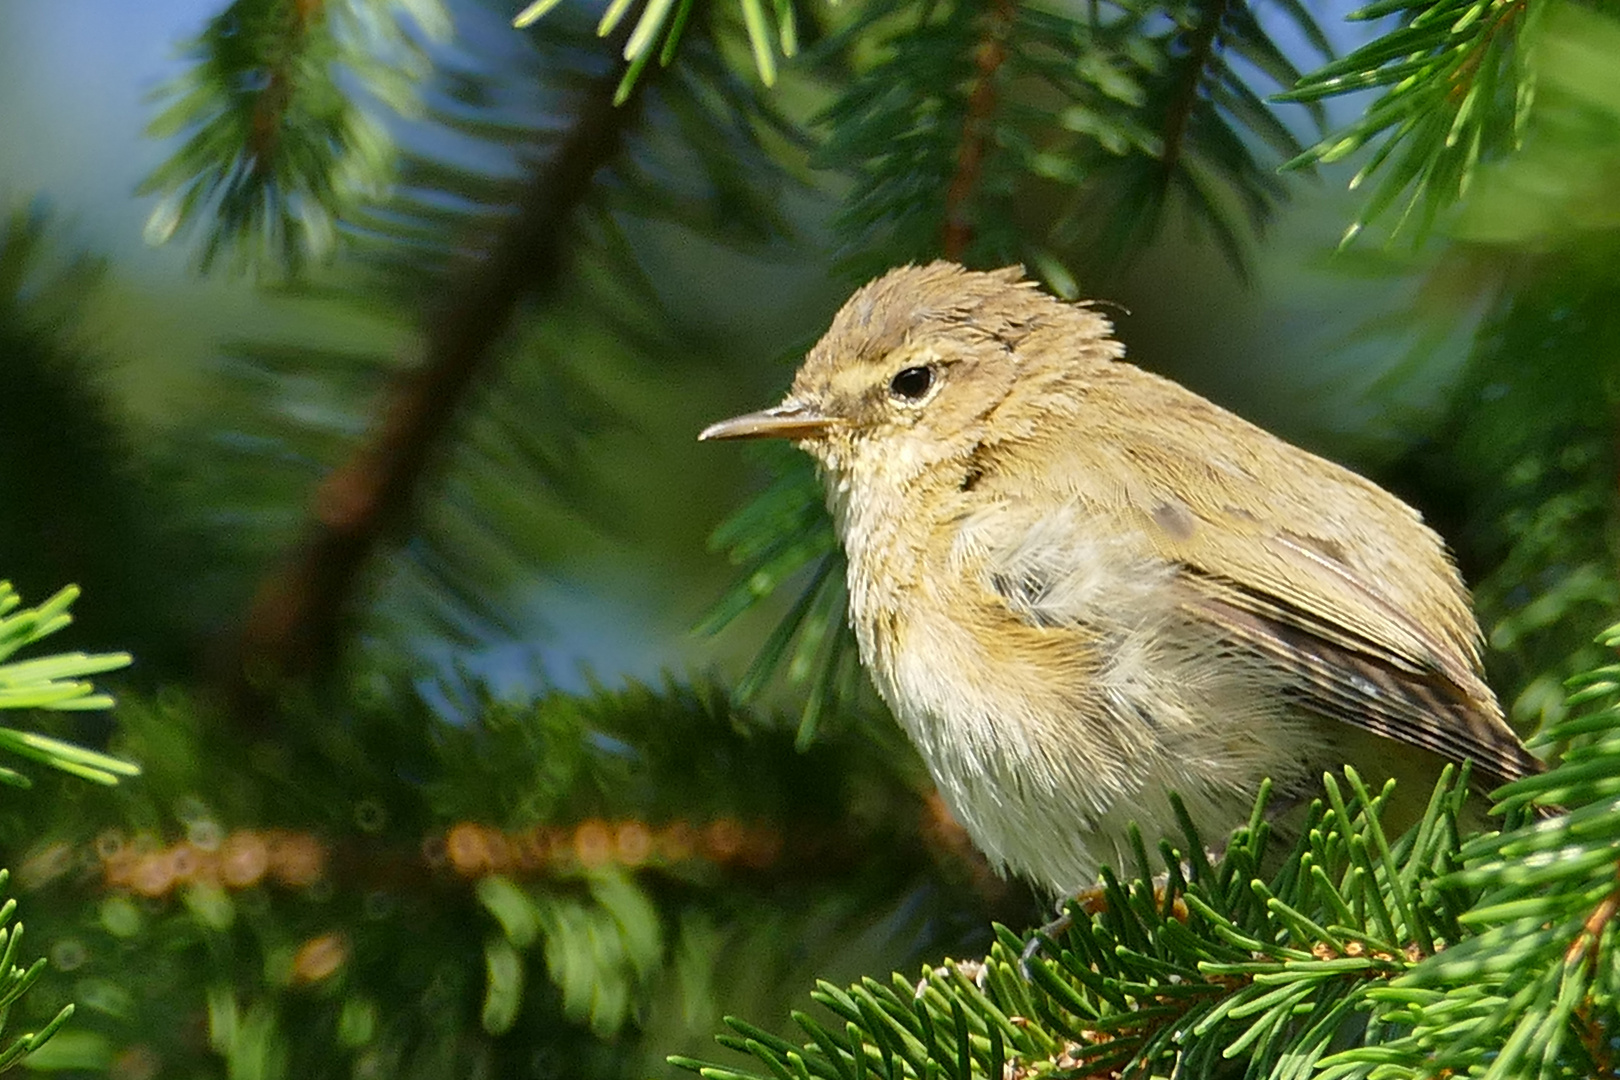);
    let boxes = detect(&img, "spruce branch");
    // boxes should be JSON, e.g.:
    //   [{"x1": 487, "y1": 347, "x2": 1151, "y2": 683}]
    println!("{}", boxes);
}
[
  {"x1": 140, "y1": 4, "x2": 801, "y2": 671},
  {"x1": 514, "y1": 0, "x2": 809, "y2": 96},
  {"x1": 139, "y1": 0, "x2": 449, "y2": 275},
  {"x1": 40, "y1": 675, "x2": 990, "y2": 901},
  {"x1": 0, "y1": 583, "x2": 134, "y2": 1068},
  {"x1": 816, "y1": 0, "x2": 1328, "y2": 282},
  {"x1": 226, "y1": 31, "x2": 645, "y2": 714},
  {"x1": 940, "y1": 0, "x2": 1016, "y2": 261},
  {"x1": 0, "y1": 583, "x2": 137, "y2": 788},
  {"x1": 0, "y1": 869, "x2": 74, "y2": 1074},
  {"x1": 1085, "y1": 0, "x2": 1329, "y2": 276},
  {"x1": 698, "y1": 448, "x2": 862, "y2": 746},
  {"x1": 1284, "y1": 0, "x2": 1531, "y2": 245},
  {"x1": 679, "y1": 625, "x2": 1620, "y2": 1080},
  {"x1": 1159, "y1": 0, "x2": 1229, "y2": 181},
  {"x1": 16, "y1": 674, "x2": 1012, "y2": 1079}
]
